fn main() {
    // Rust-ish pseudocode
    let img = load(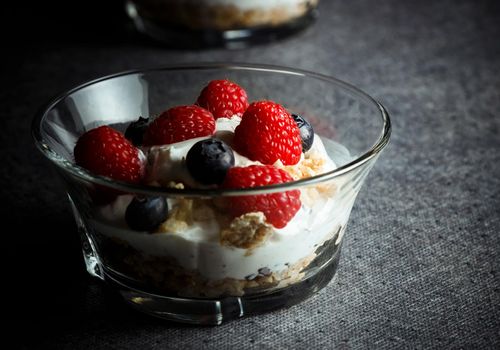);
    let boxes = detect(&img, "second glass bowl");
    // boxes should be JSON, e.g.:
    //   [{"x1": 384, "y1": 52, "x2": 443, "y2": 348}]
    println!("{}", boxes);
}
[{"x1": 125, "y1": 0, "x2": 320, "y2": 48}]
